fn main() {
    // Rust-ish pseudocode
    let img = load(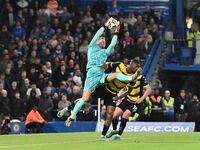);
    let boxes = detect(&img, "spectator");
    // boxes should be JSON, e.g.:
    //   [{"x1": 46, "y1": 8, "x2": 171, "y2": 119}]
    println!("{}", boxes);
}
[
  {"x1": 187, "y1": 94, "x2": 200, "y2": 131},
  {"x1": 82, "y1": 11, "x2": 93, "y2": 25},
  {"x1": 59, "y1": 7, "x2": 71, "y2": 24},
  {"x1": 162, "y1": 90, "x2": 174, "y2": 121},
  {"x1": 4, "y1": 66, "x2": 15, "y2": 85},
  {"x1": 174, "y1": 89, "x2": 188, "y2": 122},
  {"x1": 120, "y1": 31, "x2": 134, "y2": 59},
  {"x1": 10, "y1": 91, "x2": 25, "y2": 120},
  {"x1": 77, "y1": 104, "x2": 95, "y2": 121},
  {"x1": 54, "y1": 44, "x2": 64, "y2": 58},
  {"x1": 26, "y1": 84, "x2": 41, "y2": 99},
  {"x1": 25, "y1": 88, "x2": 40, "y2": 113},
  {"x1": 144, "y1": 5, "x2": 155, "y2": 19},
  {"x1": 20, "y1": 78, "x2": 30, "y2": 98},
  {"x1": 133, "y1": 15, "x2": 146, "y2": 39},
  {"x1": 13, "y1": 59, "x2": 26, "y2": 79},
  {"x1": 187, "y1": 94, "x2": 200, "y2": 121},
  {"x1": 53, "y1": 64, "x2": 68, "y2": 87},
  {"x1": 149, "y1": 24, "x2": 159, "y2": 42},
  {"x1": 42, "y1": 47, "x2": 54, "y2": 63},
  {"x1": 58, "y1": 94, "x2": 71, "y2": 120},
  {"x1": 0, "y1": 26, "x2": 10, "y2": 46},
  {"x1": 67, "y1": 59, "x2": 75, "y2": 76},
  {"x1": 45, "y1": 61, "x2": 53, "y2": 75},
  {"x1": 5, "y1": 6, "x2": 14, "y2": 27},
  {"x1": 44, "y1": 81, "x2": 56, "y2": 96},
  {"x1": 0, "y1": 90, "x2": 10, "y2": 116},
  {"x1": 11, "y1": 21, "x2": 26, "y2": 40},
  {"x1": 109, "y1": 0, "x2": 120, "y2": 16},
  {"x1": 149, "y1": 89, "x2": 162, "y2": 121},
  {"x1": 127, "y1": 12, "x2": 137, "y2": 27},
  {"x1": 137, "y1": 28, "x2": 153, "y2": 58},
  {"x1": 0, "y1": 116, "x2": 11, "y2": 135},
  {"x1": 147, "y1": 18, "x2": 156, "y2": 32},
  {"x1": 38, "y1": 8, "x2": 50, "y2": 27},
  {"x1": 0, "y1": 82, "x2": 5, "y2": 94},
  {"x1": 57, "y1": 81, "x2": 68, "y2": 95},
  {"x1": 46, "y1": 0, "x2": 60, "y2": 16},
  {"x1": 17, "y1": 40, "x2": 25, "y2": 58},
  {"x1": 27, "y1": 51, "x2": 37, "y2": 67},
  {"x1": 51, "y1": 92, "x2": 59, "y2": 114},
  {"x1": 78, "y1": 39, "x2": 88, "y2": 54},
  {"x1": 39, "y1": 65, "x2": 51, "y2": 86},
  {"x1": 8, "y1": 80, "x2": 19, "y2": 100},
  {"x1": 27, "y1": 9, "x2": 37, "y2": 34},
  {"x1": 25, "y1": 106, "x2": 46, "y2": 133},
  {"x1": 68, "y1": 85, "x2": 82, "y2": 103},
  {"x1": 73, "y1": 69, "x2": 83, "y2": 88},
  {"x1": 154, "y1": 11, "x2": 163, "y2": 28},
  {"x1": 38, "y1": 91, "x2": 53, "y2": 121}
]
